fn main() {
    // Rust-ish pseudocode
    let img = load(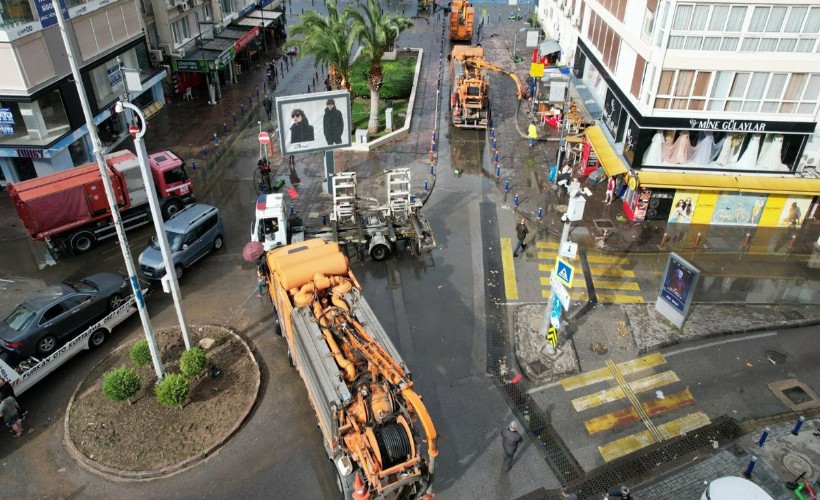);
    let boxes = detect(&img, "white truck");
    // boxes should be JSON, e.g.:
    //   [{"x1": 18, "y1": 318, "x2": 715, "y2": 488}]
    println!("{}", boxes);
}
[{"x1": 0, "y1": 297, "x2": 138, "y2": 395}]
